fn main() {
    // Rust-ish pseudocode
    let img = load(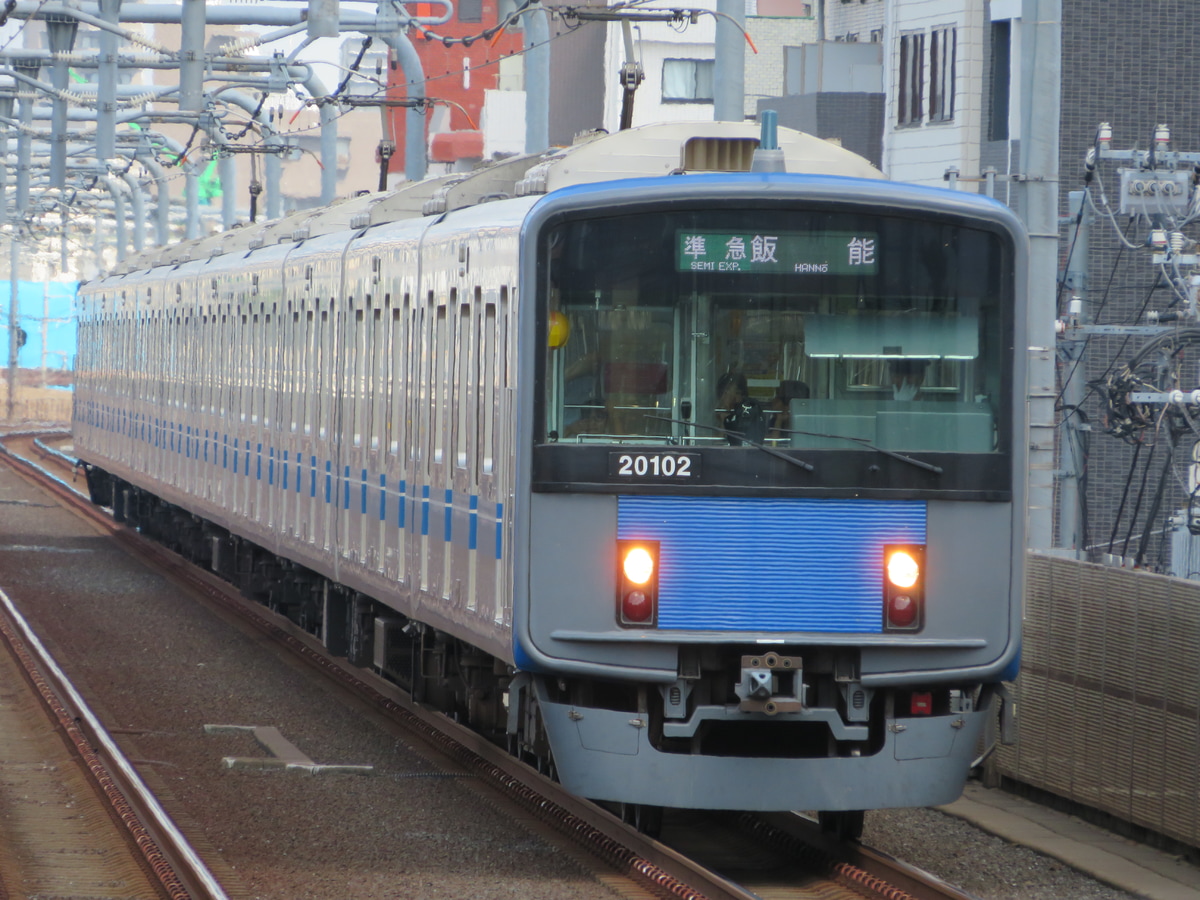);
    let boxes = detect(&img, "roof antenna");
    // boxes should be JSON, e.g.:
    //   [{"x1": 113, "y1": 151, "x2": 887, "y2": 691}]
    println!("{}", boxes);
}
[{"x1": 751, "y1": 109, "x2": 786, "y2": 173}]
